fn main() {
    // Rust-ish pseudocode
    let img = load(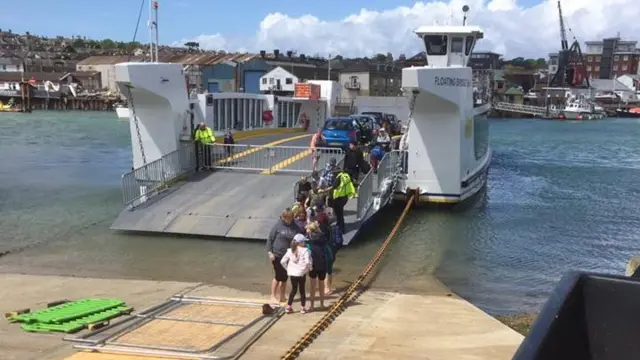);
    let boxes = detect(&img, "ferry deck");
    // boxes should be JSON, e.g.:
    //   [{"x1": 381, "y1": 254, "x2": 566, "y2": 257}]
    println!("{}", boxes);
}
[{"x1": 111, "y1": 130, "x2": 390, "y2": 245}]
